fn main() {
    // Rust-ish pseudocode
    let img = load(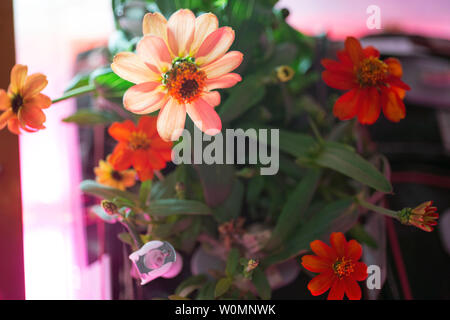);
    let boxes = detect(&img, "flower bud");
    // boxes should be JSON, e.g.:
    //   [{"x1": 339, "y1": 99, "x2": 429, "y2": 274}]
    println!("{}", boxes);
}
[
  {"x1": 101, "y1": 200, "x2": 118, "y2": 216},
  {"x1": 398, "y1": 201, "x2": 439, "y2": 232},
  {"x1": 276, "y1": 65, "x2": 295, "y2": 82}
]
